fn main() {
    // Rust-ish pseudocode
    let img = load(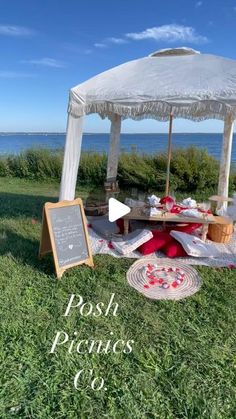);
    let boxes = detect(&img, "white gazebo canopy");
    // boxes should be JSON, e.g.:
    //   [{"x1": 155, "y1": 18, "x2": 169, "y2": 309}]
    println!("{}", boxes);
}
[{"x1": 59, "y1": 47, "x2": 236, "y2": 207}]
